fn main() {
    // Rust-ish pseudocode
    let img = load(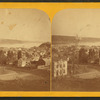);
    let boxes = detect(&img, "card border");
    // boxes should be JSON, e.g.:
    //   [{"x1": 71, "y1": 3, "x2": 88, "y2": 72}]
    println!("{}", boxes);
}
[{"x1": 0, "y1": 2, "x2": 100, "y2": 97}]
